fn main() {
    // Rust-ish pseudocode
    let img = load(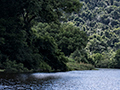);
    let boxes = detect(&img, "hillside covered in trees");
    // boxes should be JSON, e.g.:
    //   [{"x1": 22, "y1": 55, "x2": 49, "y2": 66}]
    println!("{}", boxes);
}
[
  {"x1": 68, "y1": 0, "x2": 120, "y2": 68},
  {"x1": 0, "y1": 0, "x2": 120, "y2": 73}
]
